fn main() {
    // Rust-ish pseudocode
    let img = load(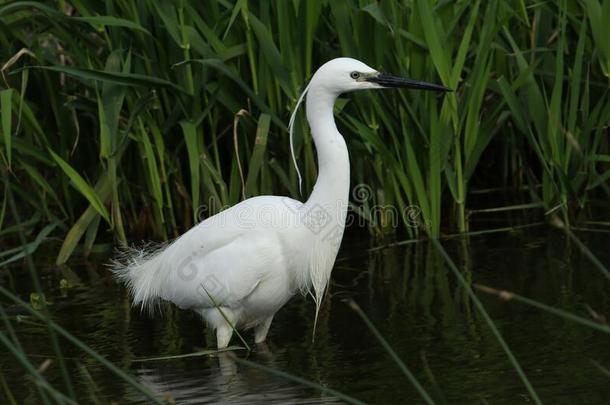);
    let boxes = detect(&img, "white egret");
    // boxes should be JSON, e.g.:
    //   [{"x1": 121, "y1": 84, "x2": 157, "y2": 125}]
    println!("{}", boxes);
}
[{"x1": 112, "y1": 57, "x2": 449, "y2": 348}]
